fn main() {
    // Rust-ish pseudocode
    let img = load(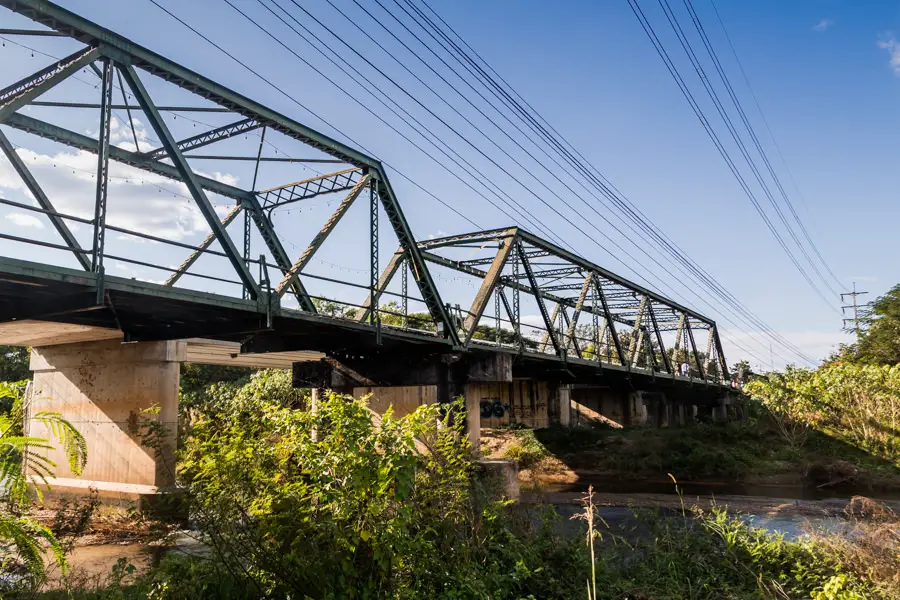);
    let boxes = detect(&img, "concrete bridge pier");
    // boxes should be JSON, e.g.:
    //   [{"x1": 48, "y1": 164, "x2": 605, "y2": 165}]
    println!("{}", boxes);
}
[{"x1": 28, "y1": 339, "x2": 182, "y2": 504}]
